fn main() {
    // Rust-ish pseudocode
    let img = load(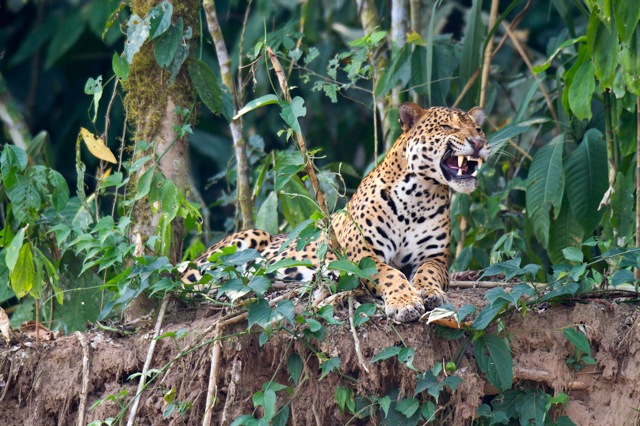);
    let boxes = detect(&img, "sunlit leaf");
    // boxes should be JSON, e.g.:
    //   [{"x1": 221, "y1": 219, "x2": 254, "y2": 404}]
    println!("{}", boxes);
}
[{"x1": 80, "y1": 128, "x2": 117, "y2": 163}]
